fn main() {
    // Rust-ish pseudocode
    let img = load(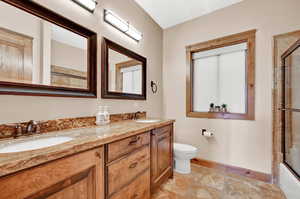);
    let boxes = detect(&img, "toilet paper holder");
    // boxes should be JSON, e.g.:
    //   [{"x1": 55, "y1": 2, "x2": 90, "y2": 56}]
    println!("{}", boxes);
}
[{"x1": 201, "y1": 129, "x2": 214, "y2": 137}]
